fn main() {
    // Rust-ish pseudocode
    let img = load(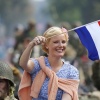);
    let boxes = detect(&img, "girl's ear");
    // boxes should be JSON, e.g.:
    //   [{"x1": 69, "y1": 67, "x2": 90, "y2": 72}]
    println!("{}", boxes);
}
[{"x1": 45, "y1": 42, "x2": 48, "y2": 49}]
